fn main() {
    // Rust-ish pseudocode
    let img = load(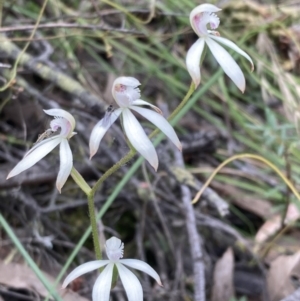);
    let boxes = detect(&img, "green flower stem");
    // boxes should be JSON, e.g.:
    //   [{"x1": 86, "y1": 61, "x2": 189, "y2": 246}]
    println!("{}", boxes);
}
[
  {"x1": 70, "y1": 79, "x2": 202, "y2": 266},
  {"x1": 69, "y1": 81, "x2": 196, "y2": 267},
  {"x1": 150, "y1": 81, "x2": 195, "y2": 139},
  {"x1": 87, "y1": 192, "x2": 102, "y2": 260},
  {"x1": 55, "y1": 70, "x2": 221, "y2": 291},
  {"x1": 71, "y1": 168, "x2": 101, "y2": 260},
  {"x1": 91, "y1": 149, "x2": 136, "y2": 194},
  {"x1": 71, "y1": 167, "x2": 91, "y2": 195},
  {"x1": 75, "y1": 82, "x2": 195, "y2": 261},
  {"x1": 71, "y1": 168, "x2": 102, "y2": 259},
  {"x1": 169, "y1": 82, "x2": 195, "y2": 121}
]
